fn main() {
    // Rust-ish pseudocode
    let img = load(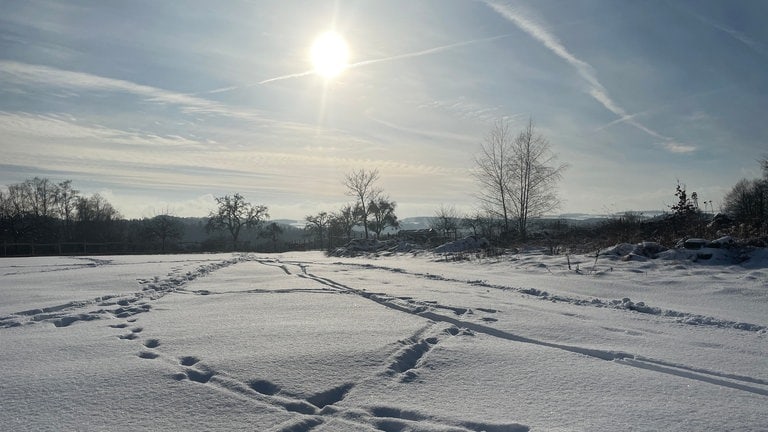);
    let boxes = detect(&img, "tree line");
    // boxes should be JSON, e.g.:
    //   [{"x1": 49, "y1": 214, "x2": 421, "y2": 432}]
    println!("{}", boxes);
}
[
  {"x1": 0, "y1": 169, "x2": 401, "y2": 255},
  {"x1": 0, "y1": 176, "x2": 200, "y2": 255},
  {"x1": 0, "y1": 178, "x2": 122, "y2": 245},
  {"x1": 2, "y1": 118, "x2": 765, "y2": 256}
]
